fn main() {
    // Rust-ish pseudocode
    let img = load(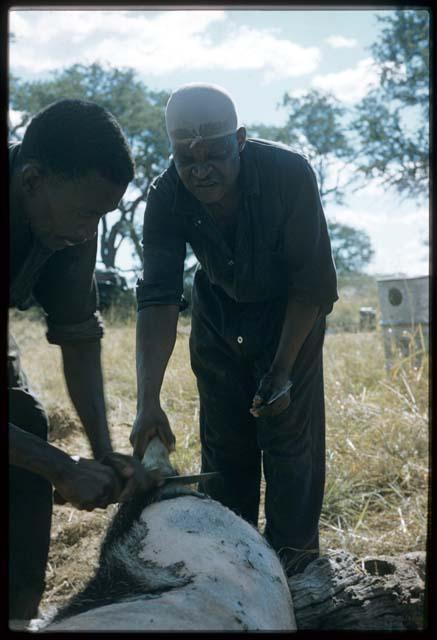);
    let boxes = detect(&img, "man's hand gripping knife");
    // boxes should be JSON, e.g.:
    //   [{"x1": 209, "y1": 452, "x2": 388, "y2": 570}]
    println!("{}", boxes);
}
[{"x1": 250, "y1": 298, "x2": 319, "y2": 418}]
